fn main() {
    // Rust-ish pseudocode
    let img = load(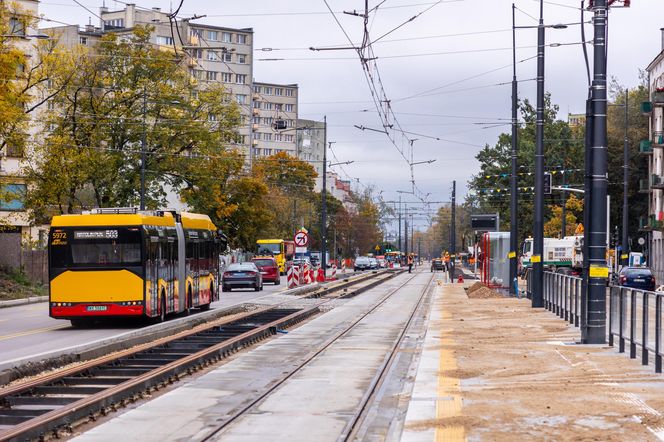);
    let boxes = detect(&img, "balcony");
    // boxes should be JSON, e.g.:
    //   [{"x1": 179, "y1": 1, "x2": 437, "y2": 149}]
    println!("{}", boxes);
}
[
  {"x1": 653, "y1": 90, "x2": 664, "y2": 106},
  {"x1": 639, "y1": 178, "x2": 651, "y2": 193},
  {"x1": 252, "y1": 108, "x2": 260, "y2": 116},
  {"x1": 654, "y1": 131, "x2": 664, "y2": 147},
  {"x1": 652, "y1": 175, "x2": 664, "y2": 190},
  {"x1": 640, "y1": 140, "x2": 653, "y2": 154},
  {"x1": 642, "y1": 101, "x2": 653, "y2": 115}
]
